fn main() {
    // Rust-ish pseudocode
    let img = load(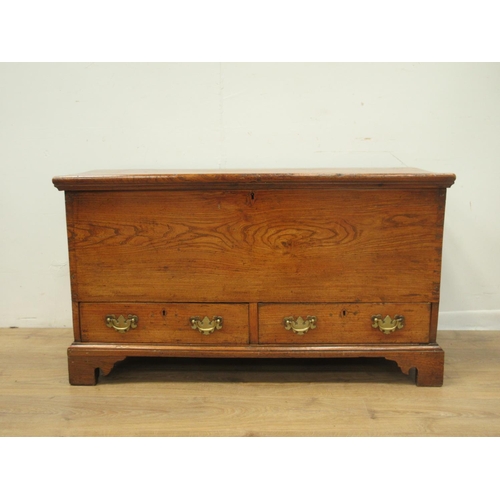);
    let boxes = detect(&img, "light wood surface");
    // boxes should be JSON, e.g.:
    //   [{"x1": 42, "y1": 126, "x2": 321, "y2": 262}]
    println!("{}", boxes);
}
[{"x1": 1, "y1": 328, "x2": 498, "y2": 436}]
